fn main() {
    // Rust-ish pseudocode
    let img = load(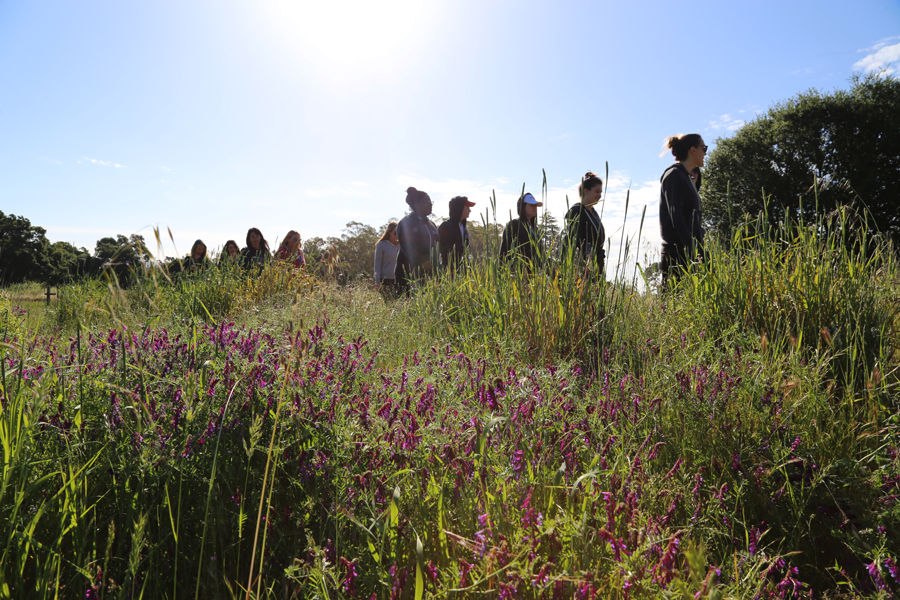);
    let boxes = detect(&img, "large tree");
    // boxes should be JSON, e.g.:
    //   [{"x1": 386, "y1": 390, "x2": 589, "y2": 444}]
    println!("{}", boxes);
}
[
  {"x1": 0, "y1": 211, "x2": 50, "y2": 283},
  {"x1": 703, "y1": 73, "x2": 900, "y2": 243}
]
